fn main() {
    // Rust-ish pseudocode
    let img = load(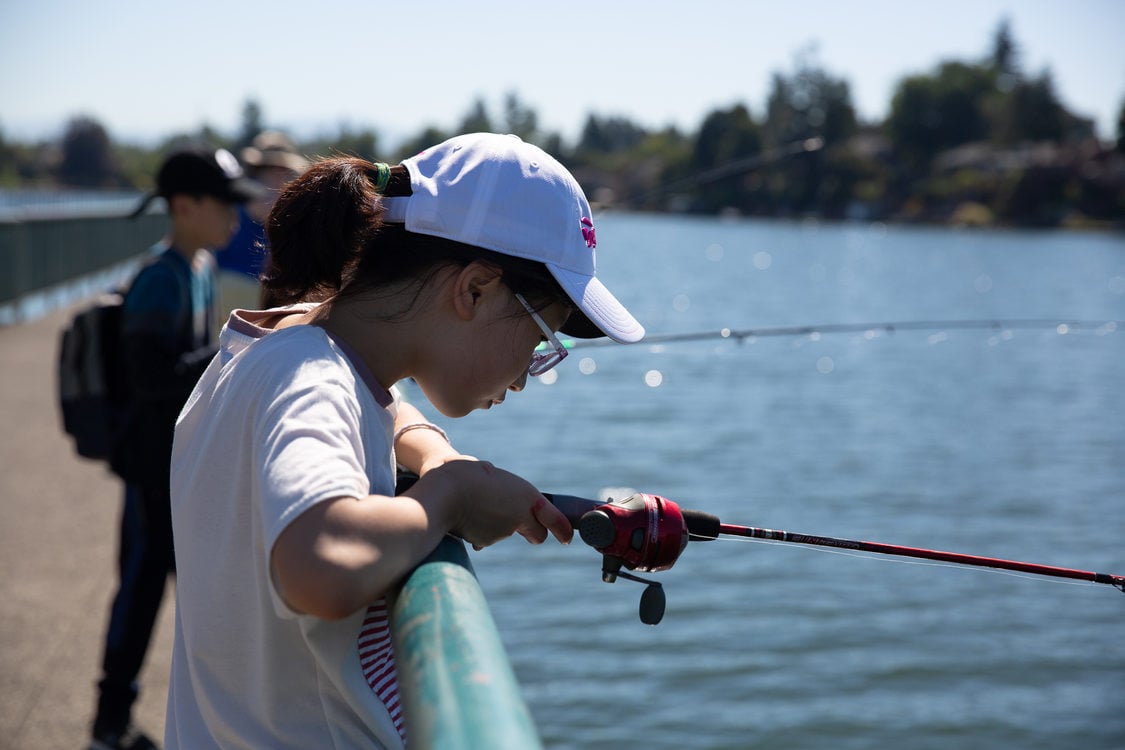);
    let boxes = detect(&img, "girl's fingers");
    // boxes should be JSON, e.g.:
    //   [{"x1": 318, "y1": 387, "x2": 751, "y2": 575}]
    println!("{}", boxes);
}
[
  {"x1": 517, "y1": 523, "x2": 549, "y2": 545},
  {"x1": 532, "y1": 496, "x2": 573, "y2": 544}
]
